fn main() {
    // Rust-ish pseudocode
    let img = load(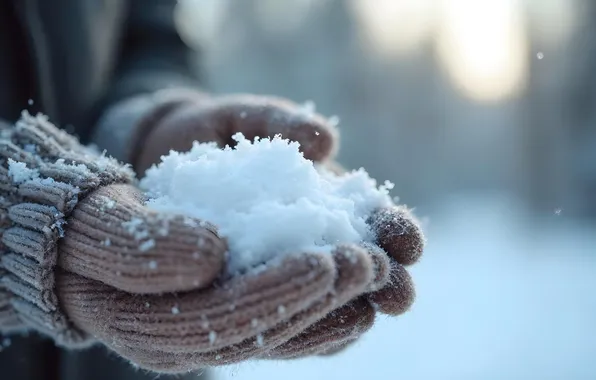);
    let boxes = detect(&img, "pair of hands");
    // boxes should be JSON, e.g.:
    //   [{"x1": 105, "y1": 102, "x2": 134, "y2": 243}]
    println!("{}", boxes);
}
[{"x1": 1, "y1": 94, "x2": 424, "y2": 373}]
